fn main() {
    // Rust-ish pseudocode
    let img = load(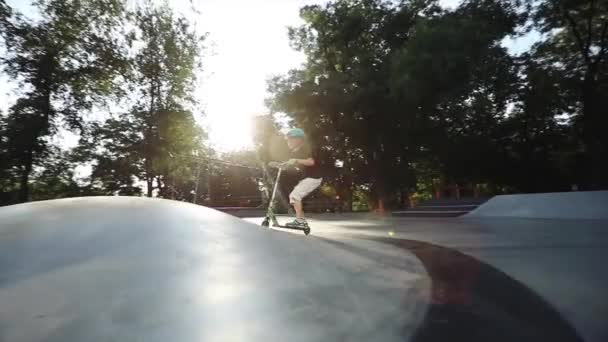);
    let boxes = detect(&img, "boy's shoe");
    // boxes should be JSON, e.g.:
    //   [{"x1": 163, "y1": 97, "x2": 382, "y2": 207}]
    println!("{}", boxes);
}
[{"x1": 285, "y1": 218, "x2": 309, "y2": 229}]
